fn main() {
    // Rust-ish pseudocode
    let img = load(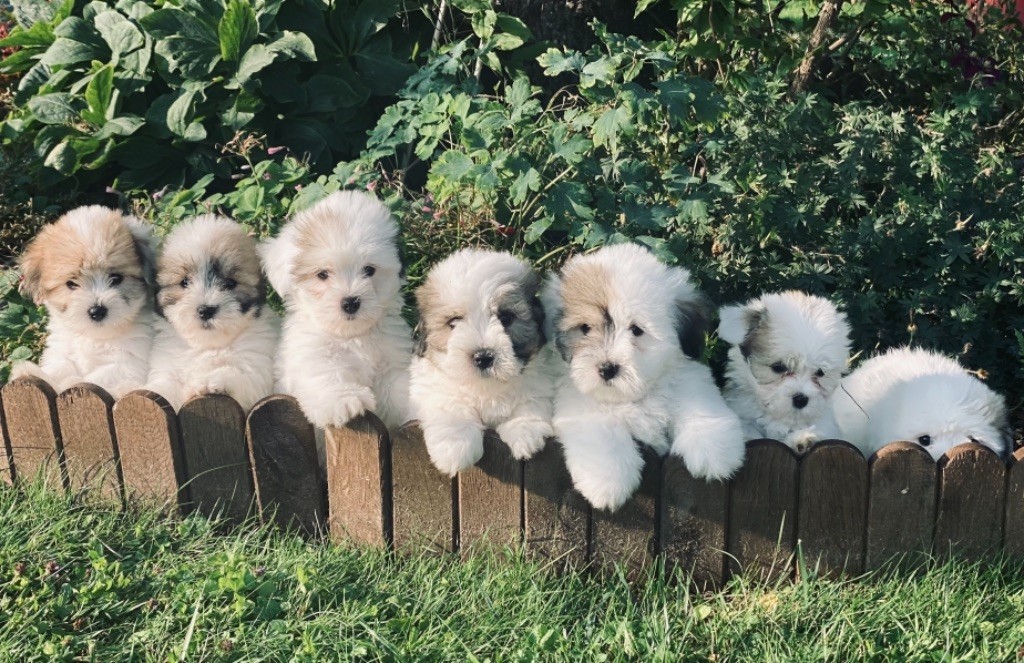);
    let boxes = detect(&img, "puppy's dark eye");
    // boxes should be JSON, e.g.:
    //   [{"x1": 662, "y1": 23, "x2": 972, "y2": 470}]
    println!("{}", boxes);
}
[
  {"x1": 917, "y1": 435, "x2": 932, "y2": 447},
  {"x1": 770, "y1": 362, "x2": 787, "y2": 374},
  {"x1": 362, "y1": 265, "x2": 376, "y2": 278},
  {"x1": 968, "y1": 436, "x2": 980, "y2": 445},
  {"x1": 66, "y1": 280, "x2": 79, "y2": 290},
  {"x1": 630, "y1": 324, "x2": 644, "y2": 337},
  {"x1": 579, "y1": 323, "x2": 591, "y2": 336},
  {"x1": 179, "y1": 277, "x2": 190, "y2": 289},
  {"x1": 497, "y1": 310, "x2": 514, "y2": 327},
  {"x1": 109, "y1": 273, "x2": 124, "y2": 286},
  {"x1": 447, "y1": 316, "x2": 462, "y2": 329},
  {"x1": 316, "y1": 270, "x2": 329, "y2": 281},
  {"x1": 814, "y1": 369, "x2": 825, "y2": 378},
  {"x1": 223, "y1": 278, "x2": 237, "y2": 291}
]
